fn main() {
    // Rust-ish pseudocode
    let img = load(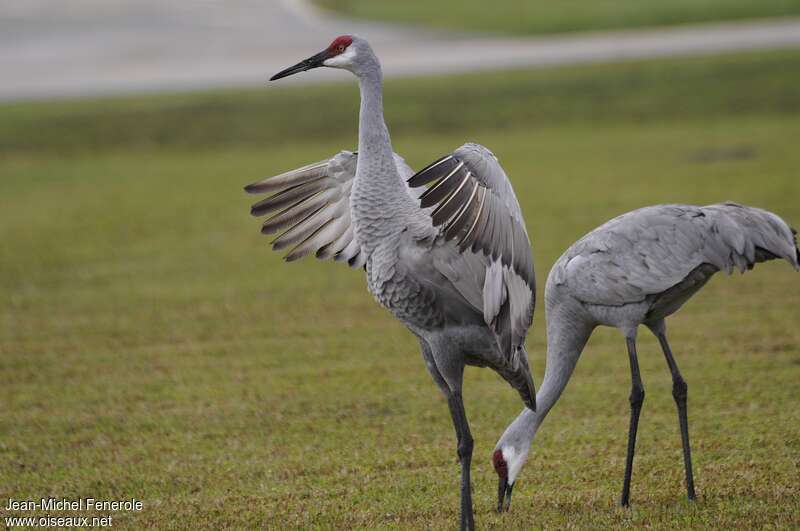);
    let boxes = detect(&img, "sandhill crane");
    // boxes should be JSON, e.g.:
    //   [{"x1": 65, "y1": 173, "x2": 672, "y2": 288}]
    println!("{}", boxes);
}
[
  {"x1": 492, "y1": 203, "x2": 799, "y2": 511},
  {"x1": 247, "y1": 35, "x2": 537, "y2": 529}
]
